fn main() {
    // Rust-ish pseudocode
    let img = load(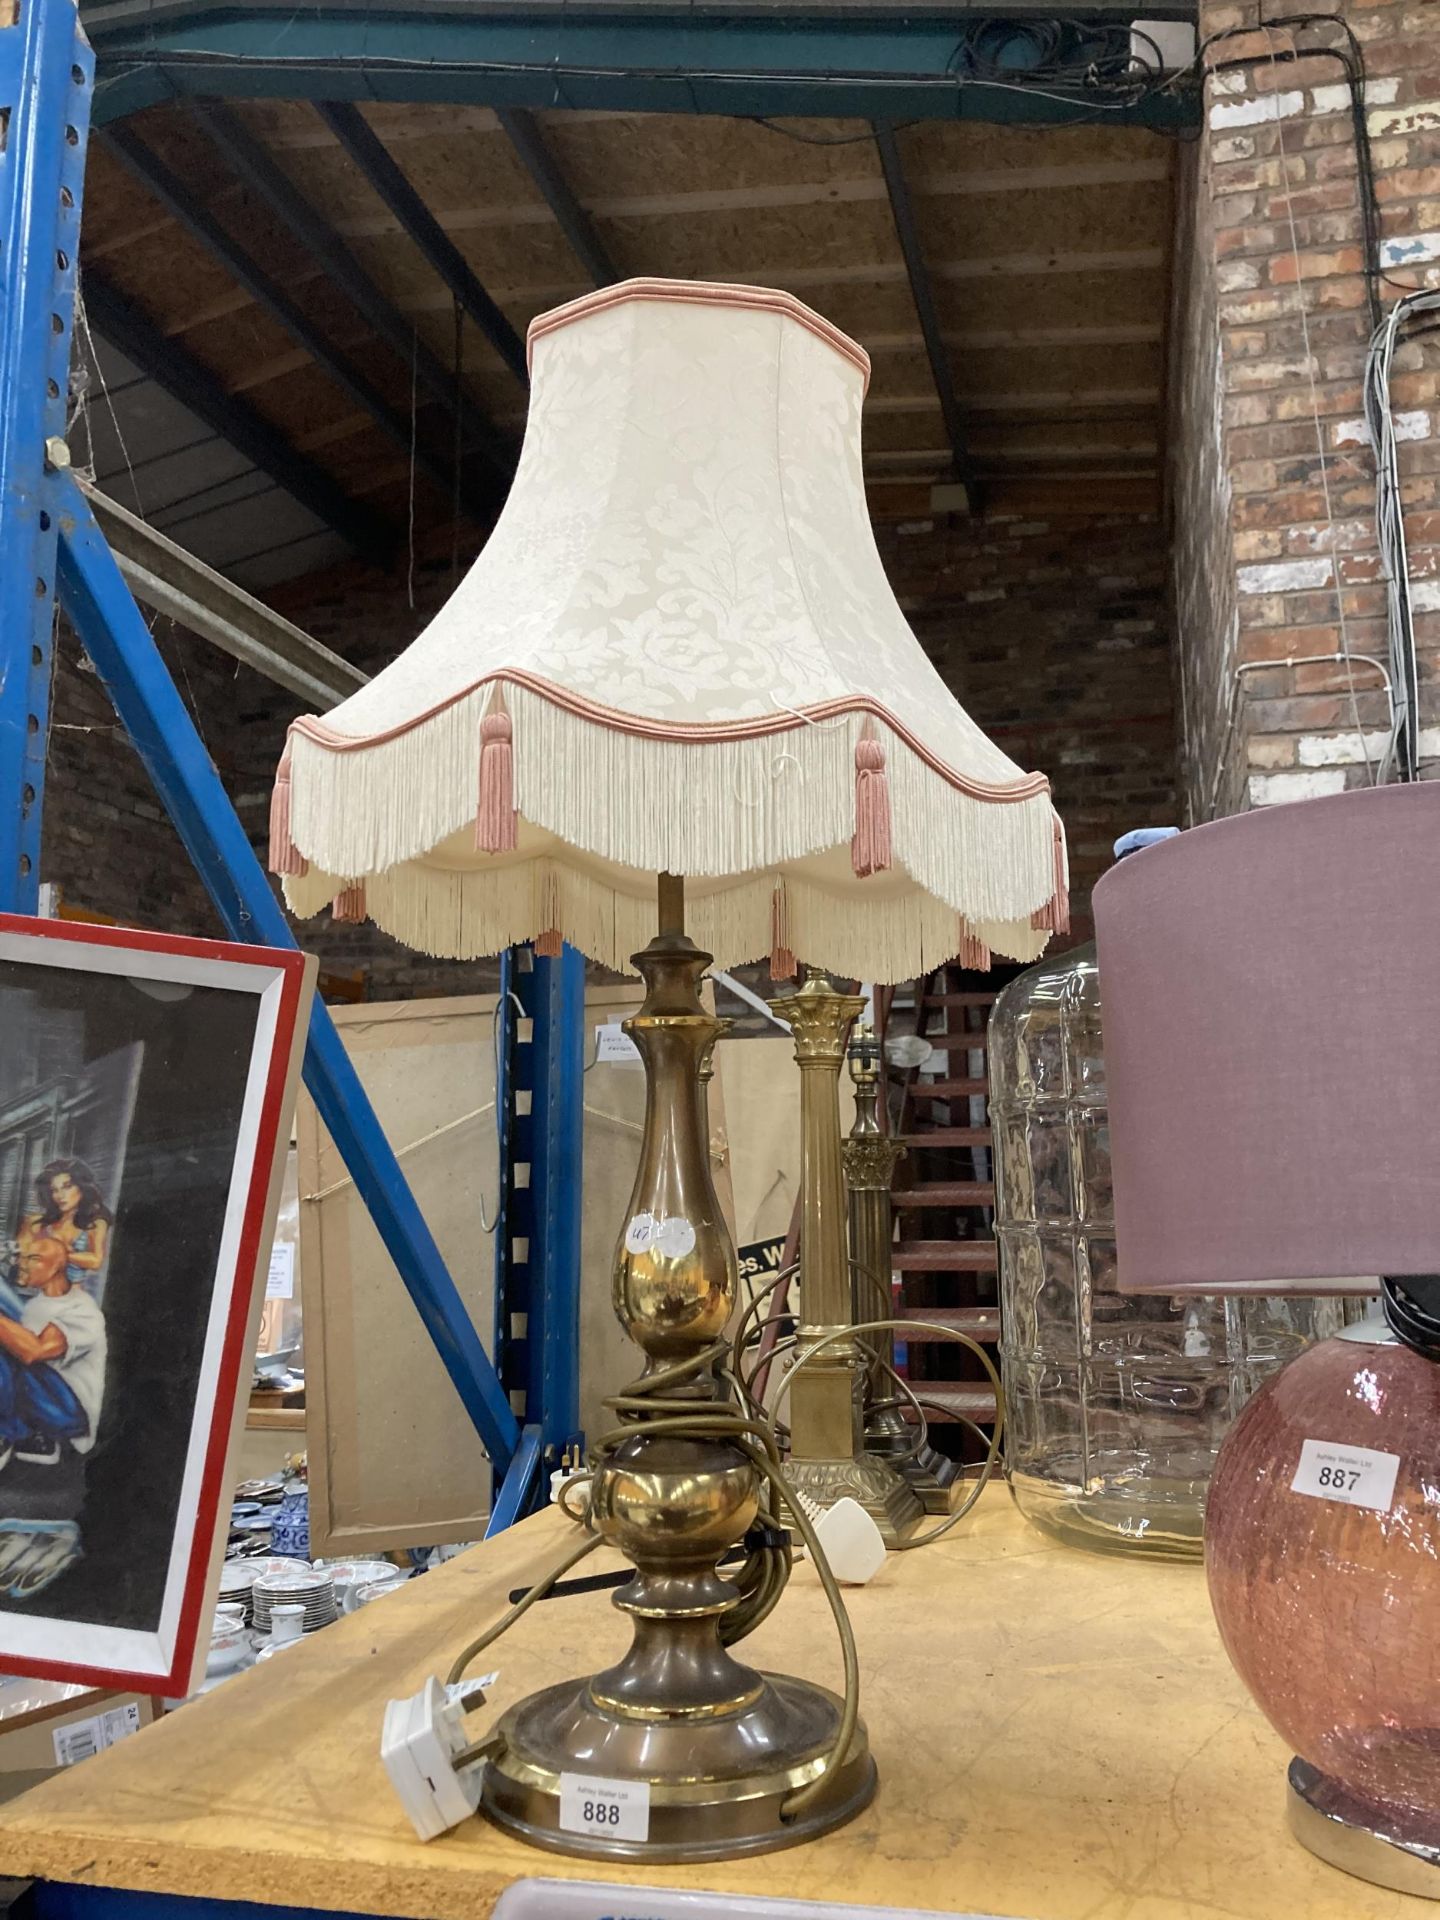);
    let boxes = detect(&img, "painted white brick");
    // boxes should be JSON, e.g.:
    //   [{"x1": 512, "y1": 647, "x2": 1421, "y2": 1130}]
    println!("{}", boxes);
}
[
  {"x1": 1312, "y1": 77, "x2": 1399, "y2": 115},
  {"x1": 1412, "y1": 581, "x2": 1440, "y2": 613},
  {"x1": 1332, "y1": 411, "x2": 1432, "y2": 448},
  {"x1": 1380, "y1": 233, "x2": 1440, "y2": 269},
  {"x1": 1297, "y1": 731, "x2": 1391, "y2": 767},
  {"x1": 1248, "y1": 768, "x2": 1348, "y2": 805},
  {"x1": 1236, "y1": 557, "x2": 1334, "y2": 594},
  {"x1": 1212, "y1": 135, "x2": 1256, "y2": 163},
  {"x1": 1210, "y1": 89, "x2": 1305, "y2": 130},
  {"x1": 1420, "y1": 727, "x2": 1440, "y2": 759},
  {"x1": 1213, "y1": 70, "x2": 1247, "y2": 96},
  {"x1": 1368, "y1": 98, "x2": 1440, "y2": 138}
]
